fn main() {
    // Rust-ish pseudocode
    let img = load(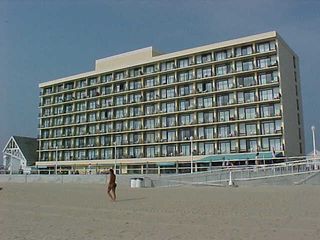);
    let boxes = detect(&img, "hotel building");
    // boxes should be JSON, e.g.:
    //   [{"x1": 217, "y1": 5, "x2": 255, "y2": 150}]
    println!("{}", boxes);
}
[{"x1": 37, "y1": 31, "x2": 304, "y2": 174}]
